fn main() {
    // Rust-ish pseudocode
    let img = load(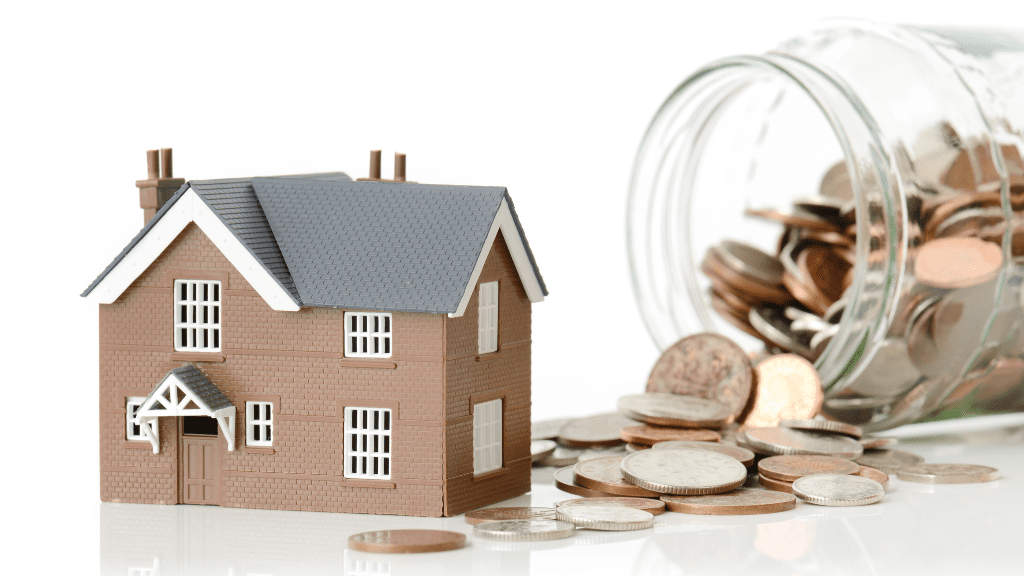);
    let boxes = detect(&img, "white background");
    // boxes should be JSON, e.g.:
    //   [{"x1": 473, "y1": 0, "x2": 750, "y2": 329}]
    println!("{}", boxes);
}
[{"x1": 3, "y1": 1, "x2": 1022, "y2": 573}]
